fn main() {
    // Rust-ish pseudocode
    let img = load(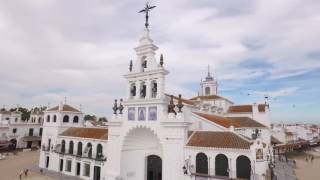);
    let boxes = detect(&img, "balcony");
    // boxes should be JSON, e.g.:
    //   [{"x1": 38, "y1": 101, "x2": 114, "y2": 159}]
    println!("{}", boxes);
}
[
  {"x1": 95, "y1": 153, "x2": 107, "y2": 162},
  {"x1": 53, "y1": 148, "x2": 106, "y2": 162}
]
